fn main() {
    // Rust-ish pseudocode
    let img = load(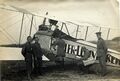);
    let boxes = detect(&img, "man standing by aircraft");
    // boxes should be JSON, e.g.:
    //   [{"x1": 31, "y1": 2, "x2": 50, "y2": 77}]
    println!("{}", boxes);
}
[
  {"x1": 21, "y1": 36, "x2": 33, "y2": 80},
  {"x1": 32, "y1": 37, "x2": 43, "y2": 75},
  {"x1": 77, "y1": 47, "x2": 91, "y2": 74},
  {"x1": 96, "y1": 32, "x2": 108, "y2": 76},
  {"x1": 52, "y1": 36, "x2": 66, "y2": 69}
]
